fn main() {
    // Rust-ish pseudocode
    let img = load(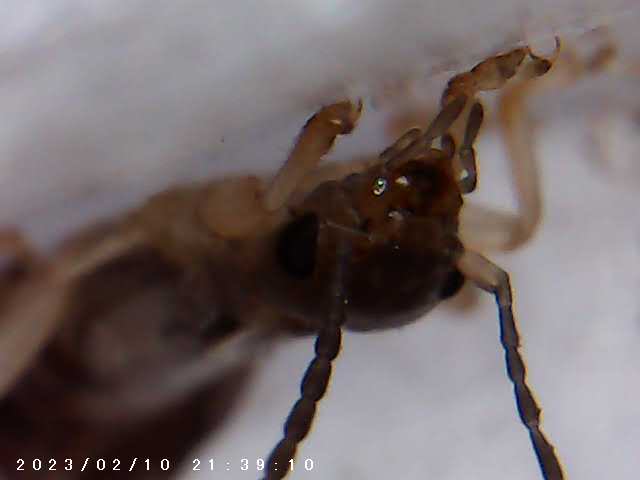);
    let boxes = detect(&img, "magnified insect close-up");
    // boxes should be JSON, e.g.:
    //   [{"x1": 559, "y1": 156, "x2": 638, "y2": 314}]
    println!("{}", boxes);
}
[{"x1": 0, "y1": 32, "x2": 635, "y2": 480}]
